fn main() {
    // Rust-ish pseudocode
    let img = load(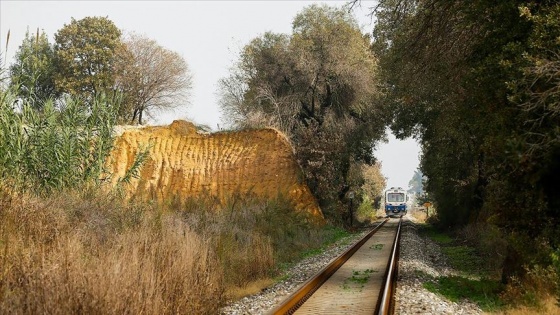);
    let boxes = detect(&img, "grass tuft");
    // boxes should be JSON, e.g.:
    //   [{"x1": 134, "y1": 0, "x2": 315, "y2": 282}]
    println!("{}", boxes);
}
[
  {"x1": 420, "y1": 222, "x2": 506, "y2": 312},
  {"x1": 424, "y1": 276, "x2": 505, "y2": 311}
]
